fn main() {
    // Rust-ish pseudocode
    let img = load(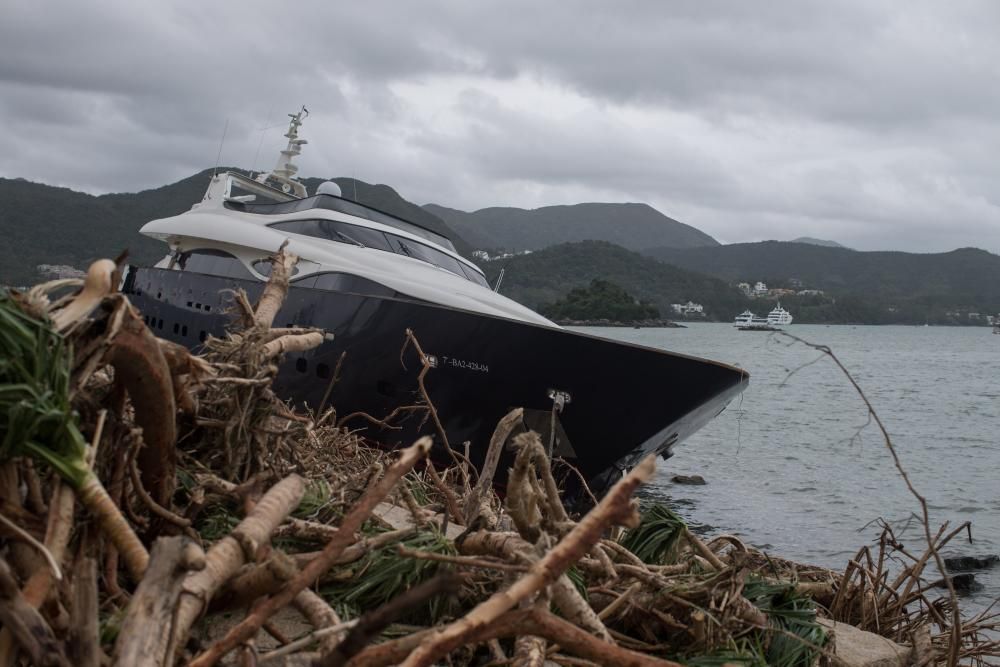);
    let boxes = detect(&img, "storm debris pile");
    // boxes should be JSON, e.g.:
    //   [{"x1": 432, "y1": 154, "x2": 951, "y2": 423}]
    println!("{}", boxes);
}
[{"x1": 0, "y1": 253, "x2": 996, "y2": 666}]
